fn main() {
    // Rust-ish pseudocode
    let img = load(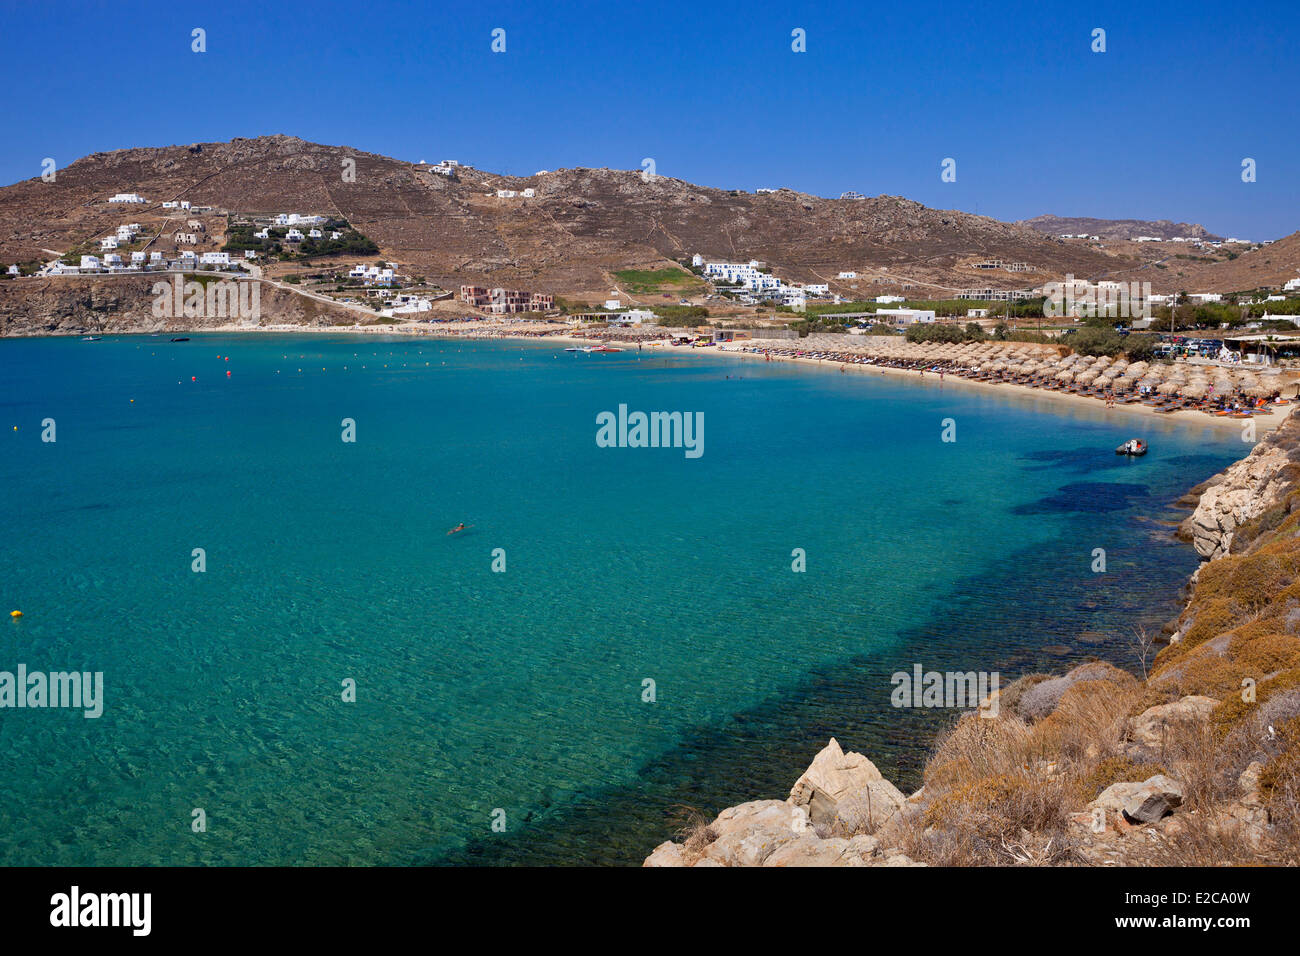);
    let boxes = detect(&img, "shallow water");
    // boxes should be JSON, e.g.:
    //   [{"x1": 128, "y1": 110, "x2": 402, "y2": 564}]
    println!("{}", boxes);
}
[{"x1": 0, "y1": 334, "x2": 1243, "y2": 864}]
